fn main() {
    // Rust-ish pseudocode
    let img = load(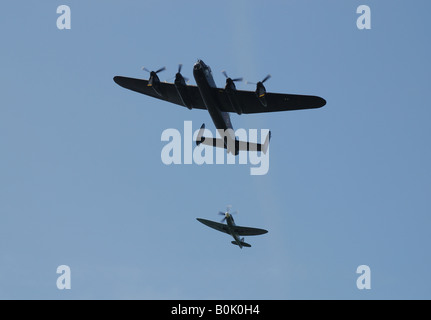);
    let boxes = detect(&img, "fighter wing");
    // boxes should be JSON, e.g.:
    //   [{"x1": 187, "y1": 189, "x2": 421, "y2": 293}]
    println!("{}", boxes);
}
[
  {"x1": 113, "y1": 76, "x2": 207, "y2": 110},
  {"x1": 232, "y1": 225, "x2": 268, "y2": 236},
  {"x1": 196, "y1": 218, "x2": 230, "y2": 235},
  {"x1": 213, "y1": 88, "x2": 326, "y2": 114}
]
